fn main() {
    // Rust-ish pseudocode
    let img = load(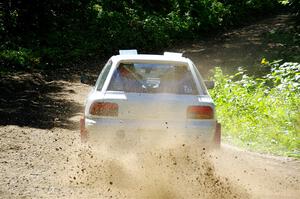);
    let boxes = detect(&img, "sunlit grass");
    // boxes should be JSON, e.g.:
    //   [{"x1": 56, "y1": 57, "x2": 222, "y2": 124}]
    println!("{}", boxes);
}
[{"x1": 211, "y1": 61, "x2": 300, "y2": 158}]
